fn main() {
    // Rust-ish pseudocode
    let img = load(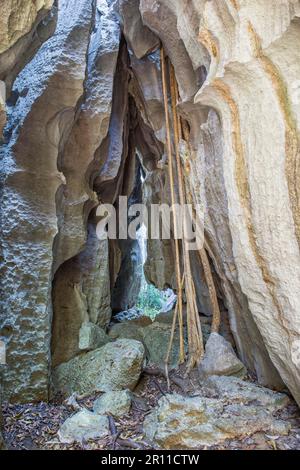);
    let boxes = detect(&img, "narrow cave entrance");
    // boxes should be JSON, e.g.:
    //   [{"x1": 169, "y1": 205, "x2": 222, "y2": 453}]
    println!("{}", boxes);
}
[
  {"x1": 50, "y1": 39, "x2": 226, "y2": 372},
  {"x1": 110, "y1": 158, "x2": 176, "y2": 324}
]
